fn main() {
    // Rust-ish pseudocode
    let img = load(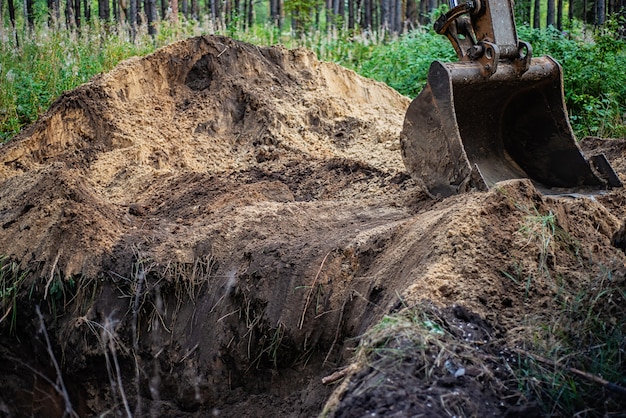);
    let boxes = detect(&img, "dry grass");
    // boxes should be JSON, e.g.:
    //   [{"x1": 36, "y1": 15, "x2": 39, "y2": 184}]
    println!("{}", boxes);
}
[
  {"x1": 508, "y1": 260, "x2": 626, "y2": 416},
  {"x1": 0, "y1": 257, "x2": 29, "y2": 333}
]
